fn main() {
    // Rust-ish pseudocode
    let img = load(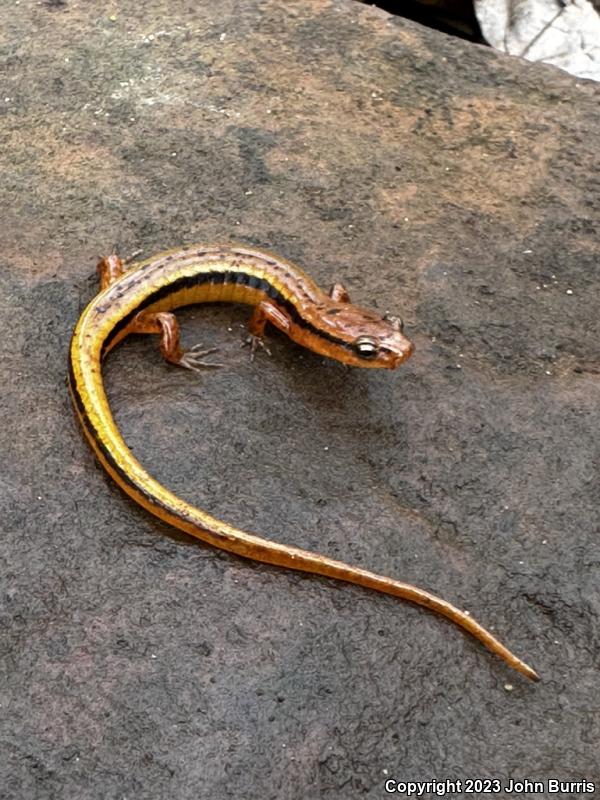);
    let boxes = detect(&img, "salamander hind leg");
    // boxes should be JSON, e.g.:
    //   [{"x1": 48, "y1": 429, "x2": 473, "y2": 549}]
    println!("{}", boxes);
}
[
  {"x1": 97, "y1": 255, "x2": 126, "y2": 290},
  {"x1": 132, "y1": 311, "x2": 223, "y2": 371},
  {"x1": 97, "y1": 250, "x2": 143, "y2": 290}
]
